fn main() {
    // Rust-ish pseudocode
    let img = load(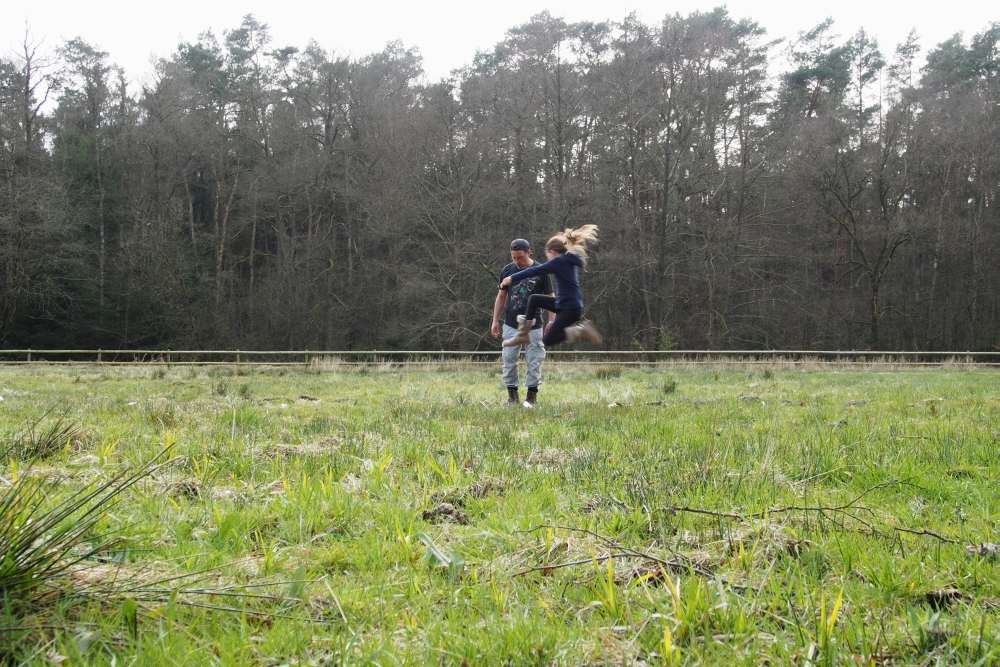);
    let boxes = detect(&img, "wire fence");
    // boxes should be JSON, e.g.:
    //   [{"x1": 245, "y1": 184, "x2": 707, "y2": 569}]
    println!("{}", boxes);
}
[{"x1": 0, "y1": 349, "x2": 998, "y2": 368}]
